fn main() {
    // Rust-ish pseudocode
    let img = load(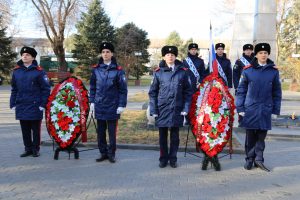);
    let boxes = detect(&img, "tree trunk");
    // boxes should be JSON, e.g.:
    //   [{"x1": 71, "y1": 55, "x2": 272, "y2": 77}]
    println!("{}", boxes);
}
[{"x1": 52, "y1": 41, "x2": 68, "y2": 72}]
